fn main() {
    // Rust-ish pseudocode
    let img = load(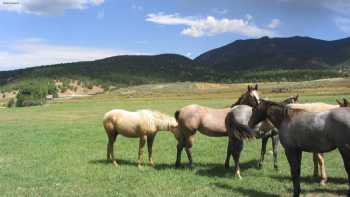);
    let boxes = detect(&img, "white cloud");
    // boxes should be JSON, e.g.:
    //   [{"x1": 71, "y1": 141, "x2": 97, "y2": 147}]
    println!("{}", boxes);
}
[
  {"x1": 322, "y1": 0, "x2": 350, "y2": 16},
  {"x1": 0, "y1": 38, "x2": 145, "y2": 71},
  {"x1": 320, "y1": 0, "x2": 350, "y2": 33},
  {"x1": 146, "y1": 13, "x2": 277, "y2": 38},
  {"x1": 334, "y1": 16, "x2": 350, "y2": 33},
  {"x1": 185, "y1": 52, "x2": 192, "y2": 58},
  {"x1": 0, "y1": 0, "x2": 104, "y2": 15},
  {"x1": 268, "y1": 18, "x2": 281, "y2": 29}
]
